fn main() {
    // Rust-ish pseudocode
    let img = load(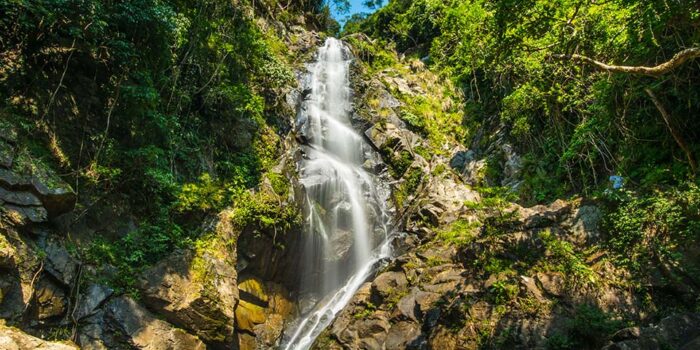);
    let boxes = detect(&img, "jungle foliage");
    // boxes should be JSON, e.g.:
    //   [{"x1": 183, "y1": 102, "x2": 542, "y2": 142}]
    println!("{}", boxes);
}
[
  {"x1": 345, "y1": 0, "x2": 700, "y2": 326},
  {"x1": 0, "y1": 0, "x2": 339, "y2": 288},
  {"x1": 345, "y1": 0, "x2": 700, "y2": 202}
]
